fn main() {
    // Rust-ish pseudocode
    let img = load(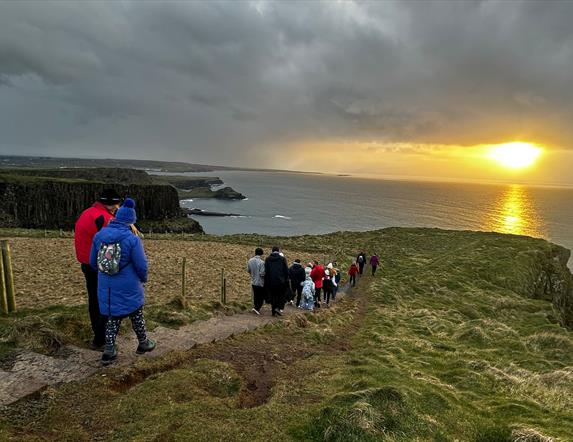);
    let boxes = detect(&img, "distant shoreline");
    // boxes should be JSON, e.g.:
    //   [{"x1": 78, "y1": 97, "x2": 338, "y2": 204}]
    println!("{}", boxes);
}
[{"x1": 1, "y1": 154, "x2": 572, "y2": 190}]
